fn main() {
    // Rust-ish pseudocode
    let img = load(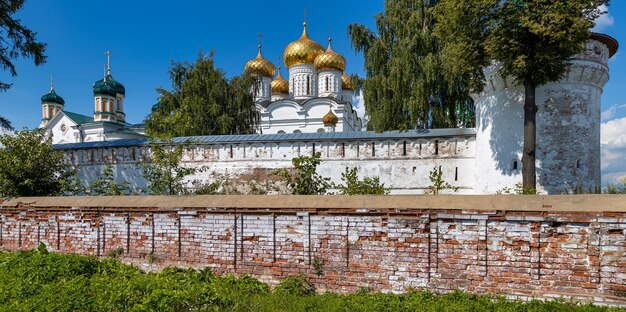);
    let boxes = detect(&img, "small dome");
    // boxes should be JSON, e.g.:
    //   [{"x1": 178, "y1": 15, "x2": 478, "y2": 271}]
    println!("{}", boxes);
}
[
  {"x1": 314, "y1": 38, "x2": 346, "y2": 71},
  {"x1": 41, "y1": 89, "x2": 65, "y2": 105},
  {"x1": 342, "y1": 72, "x2": 354, "y2": 90},
  {"x1": 283, "y1": 22, "x2": 325, "y2": 68},
  {"x1": 245, "y1": 45, "x2": 276, "y2": 78},
  {"x1": 271, "y1": 66, "x2": 289, "y2": 94},
  {"x1": 93, "y1": 74, "x2": 125, "y2": 96},
  {"x1": 322, "y1": 105, "x2": 338, "y2": 126}
]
